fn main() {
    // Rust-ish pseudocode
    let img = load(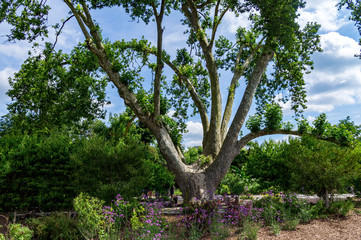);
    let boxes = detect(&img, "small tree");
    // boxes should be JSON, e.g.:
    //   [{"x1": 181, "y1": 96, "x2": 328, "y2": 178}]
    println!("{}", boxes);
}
[{"x1": 285, "y1": 136, "x2": 361, "y2": 207}]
